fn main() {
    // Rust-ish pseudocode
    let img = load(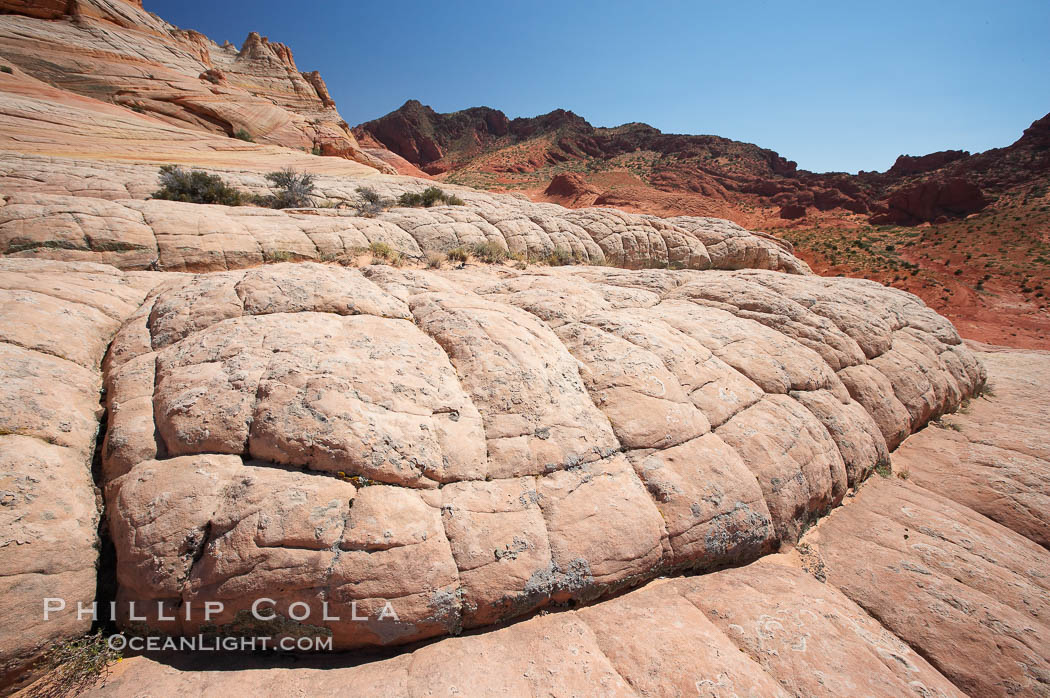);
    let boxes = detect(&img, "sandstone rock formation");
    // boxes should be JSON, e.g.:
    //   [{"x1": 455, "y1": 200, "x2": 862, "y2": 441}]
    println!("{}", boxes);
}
[
  {"x1": 0, "y1": 259, "x2": 156, "y2": 686},
  {"x1": 0, "y1": 0, "x2": 393, "y2": 172},
  {"x1": 543, "y1": 172, "x2": 601, "y2": 207},
  {"x1": 0, "y1": 153, "x2": 810, "y2": 274},
  {"x1": 893, "y1": 346, "x2": 1050, "y2": 548},
  {"x1": 871, "y1": 177, "x2": 989, "y2": 225},
  {"x1": 84, "y1": 426, "x2": 1050, "y2": 697},
  {"x1": 809, "y1": 475, "x2": 1050, "y2": 696},
  {"x1": 3, "y1": 3, "x2": 1048, "y2": 696},
  {"x1": 73, "y1": 258, "x2": 978, "y2": 652},
  {"x1": 84, "y1": 557, "x2": 967, "y2": 697},
  {"x1": 0, "y1": 251, "x2": 1009, "y2": 692},
  {"x1": 59, "y1": 343, "x2": 1050, "y2": 698}
]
